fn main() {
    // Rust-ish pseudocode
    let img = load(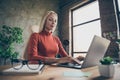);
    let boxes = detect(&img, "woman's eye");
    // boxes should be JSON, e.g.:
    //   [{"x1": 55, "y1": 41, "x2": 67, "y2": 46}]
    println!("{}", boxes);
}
[
  {"x1": 55, "y1": 20, "x2": 57, "y2": 22},
  {"x1": 48, "y1": 18, "x2": 57, "y2": 23},
  {"x1": 49, "y1": 18, "x2": 52, "y2": 21}
]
